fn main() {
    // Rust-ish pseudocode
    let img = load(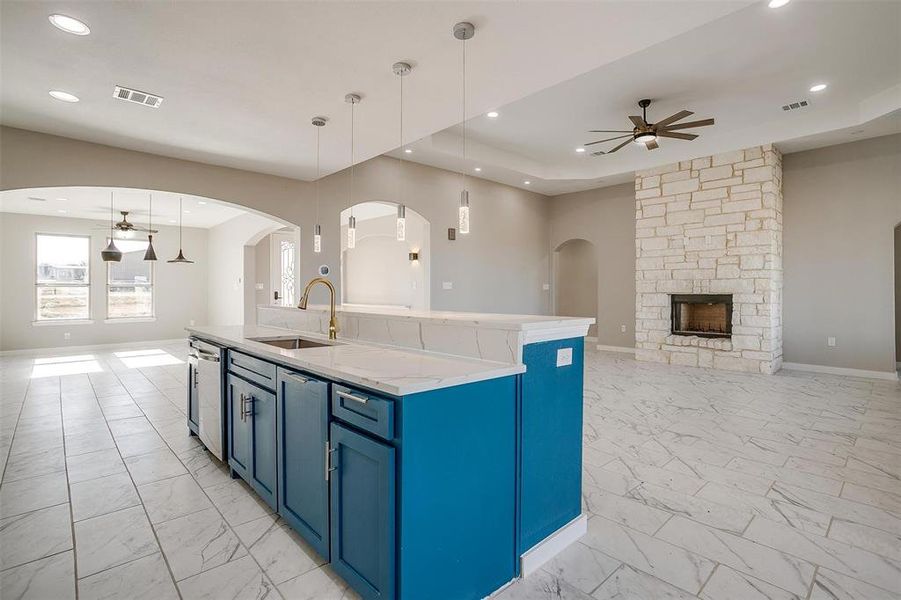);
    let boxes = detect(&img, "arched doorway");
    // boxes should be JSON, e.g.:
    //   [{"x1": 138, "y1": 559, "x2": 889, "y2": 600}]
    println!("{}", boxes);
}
[
  {"x1": 554, "y1": 239, "x2": 598, "y2": 338},
  {"x1": 339, "y1": 201, "x2": 430, "y2": 310}
]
